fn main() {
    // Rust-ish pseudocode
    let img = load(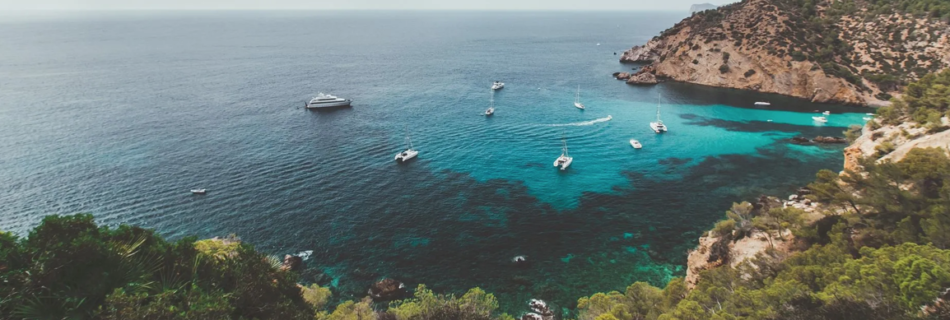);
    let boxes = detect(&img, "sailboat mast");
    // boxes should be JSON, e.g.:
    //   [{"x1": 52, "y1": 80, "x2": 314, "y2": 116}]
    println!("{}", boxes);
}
[
  {"x1": 656, "y1": 94, "x2": 662, "y2": 121},
  {"x1": 490, "y1": 89, "x2": 494, "y2": 108},
  {"x1": 575, "y1": 85, "x2": 580, "y2": 103},
  {"x1": 562, "y1": 139, "x2": 569, "y2": 157}
]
